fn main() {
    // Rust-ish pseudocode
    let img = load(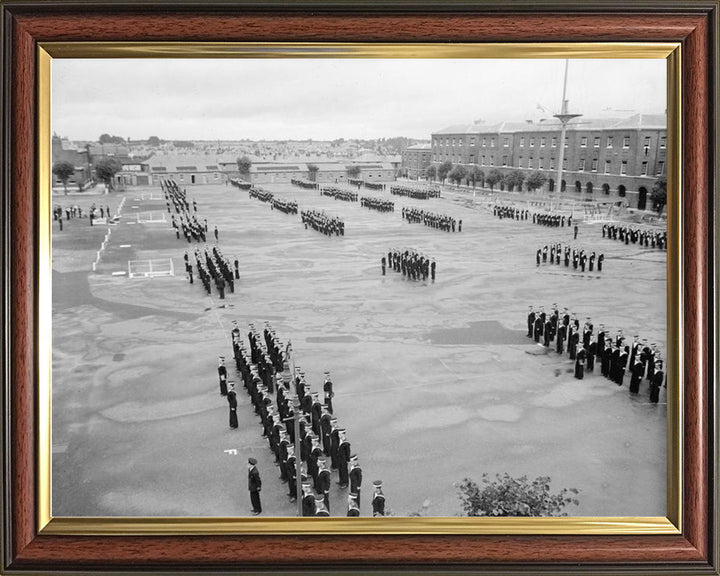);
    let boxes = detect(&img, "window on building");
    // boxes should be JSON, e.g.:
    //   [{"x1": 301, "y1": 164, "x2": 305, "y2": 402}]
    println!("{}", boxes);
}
[
  {"x1": 550, "y1": 157, "x2": 556, "y2": 170},
  {"x1": 644, "y1": 136, "x2": 651, "y2": 147},
  {"x1": 606, "y1": 136, "x2": 613, "y2": 148},
  {"x1": 620, "y1": 160, "x2": 628, "y2": 175},
  {"x1": 520, "y1": 137, "x2": 525, "y2": 147},
  {"x1": 529, "y1": 137, "x2": 535, "y2": 147},
  {"x1": 562, "y1": 158, "x2": 567, "y2": 170},
  {"x1": 214, "y1": 173, "x2": 219, "y2": 179},
  {"x1": 623, "y1": 136, "x2": 630, "y2": 148},
  {"x1": 660, "y1": 136, "x2": 666, "y2": 149},
  {"x1": 657, "y1": 160, "x2": 665, "y2": 175},
  {"x1": 605, "y1": 160, "x2": 612, "y2": 174},
  {"x1": 538, "y1": 158, "x2": 543, "y2": 169},
  {"x1": 518, "y1": 156, "x2": 523, "y2": 167},
  {"x1": 482, "y1": 137, "x2": 487, "y2": 147},
  {"x1": 551, "y1": 137, "x2": 557, "y2": 148},
  {"x1": 502, "y1": 156, "x2": 508, "y2": 166},
  {"x1": 641, "y1": 161, "x2": 648, "y2": 175},
  {"x1": 578, "y1": 158, "x2": 585, "y2": 171},
  {"x1": 528, "y1": 157, "x2": 533, "y2": 169},
  {"x1": 503, "y1": 138, "x2": 509, "y2": 147},
  {"x1": 490, "y1": 156, "x2": 495, "y2": 166},
  {"x1": 491, "y1": 138, "x2": 496, "y2": 147},
  {"x1": 593, "y1": 137, "x2": 600, "y2": 148},
  {"x1": 540, "y1": 137, "x2": 546, "y2": 148},
  {"x1": 481, "y1": 155, "x2": 485, "y2": 166},
  {"x1": 564, "y1": 137, "x2": 569, "y2": 148},
  {"x1": 580, "y1": 137, "x2": 588, "y2": 147},
  {"x1": 591, "y1": 158, "x2": 598, "y2": 172},
  {"x1": 470, "y1": 137, "x2": 476, "y2": 146}
]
